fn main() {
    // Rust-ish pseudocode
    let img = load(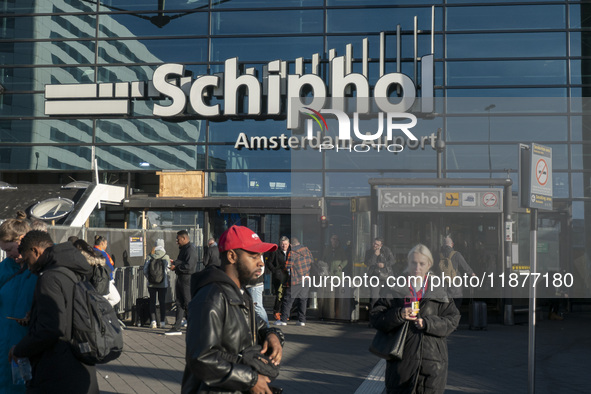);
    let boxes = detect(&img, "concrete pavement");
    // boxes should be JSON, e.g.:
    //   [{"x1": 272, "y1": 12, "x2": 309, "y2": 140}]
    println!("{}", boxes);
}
[{"x1": 96, "y1": 311, "x2": 591, "y2": 393}]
